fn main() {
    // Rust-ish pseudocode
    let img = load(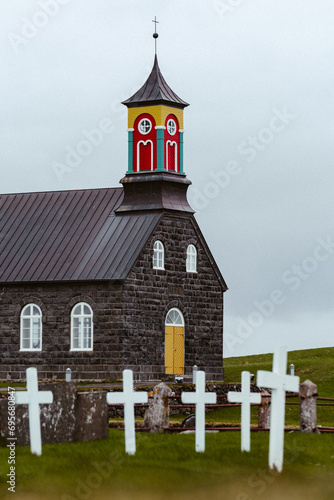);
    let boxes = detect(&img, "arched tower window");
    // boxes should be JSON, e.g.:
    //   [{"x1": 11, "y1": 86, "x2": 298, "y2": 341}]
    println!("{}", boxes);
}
[
  {"x1": 165, "y1": 115, "x2": 180, "y2": 172},
  {"x1": 186, "y1": 244, "x2": 197, "y2": 273},
  {"x1": 133, "y1": 114, "x2": 156, "y2": 172},
  {"x1": 20, "y1": 304, "x2": 42, "y2": 351},
  {"x1": 71, "y1": 303, "x2": 93, "y2": 351},
  {"x1": 153, "y1": 240, "x2": 164, "y2": 270}
]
